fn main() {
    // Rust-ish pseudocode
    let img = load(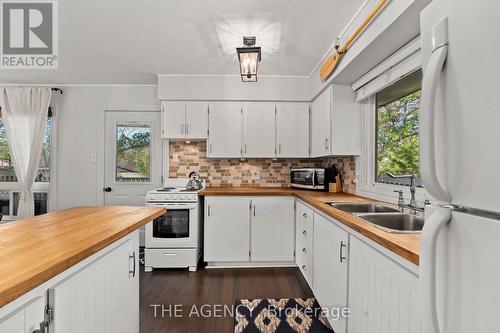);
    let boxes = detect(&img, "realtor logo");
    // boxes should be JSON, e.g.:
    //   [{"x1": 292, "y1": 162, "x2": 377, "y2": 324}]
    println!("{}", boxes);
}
[{"x1": 1, "y1": 0, "x2": 58, "y2": 69}]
